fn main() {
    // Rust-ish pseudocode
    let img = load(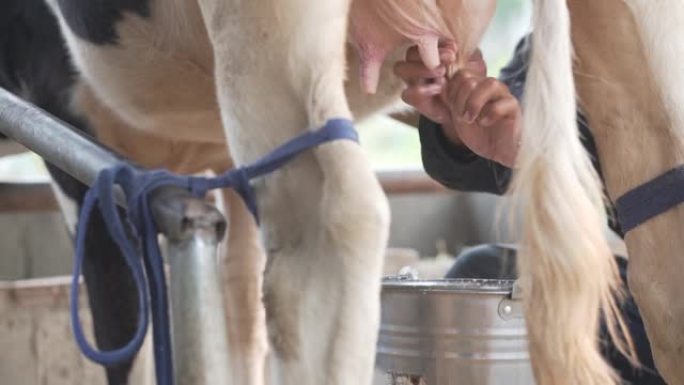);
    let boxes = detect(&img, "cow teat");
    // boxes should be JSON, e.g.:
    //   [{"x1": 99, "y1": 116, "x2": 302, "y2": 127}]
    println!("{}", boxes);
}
[
  {"x1": 348, "y1": 0, "x2": 403, "y2": 94},
  {"x1": 348, "y1": 0, "x2": 497, "y2": 94},
  {"x1": 416, "y1": 34, "x2": 441, "y2": 69},
  {"x1": 349, "y1": 0, "x2": 454, "y2": 93}
]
